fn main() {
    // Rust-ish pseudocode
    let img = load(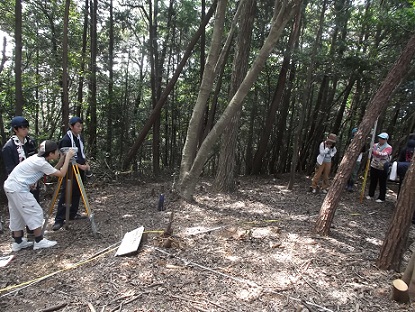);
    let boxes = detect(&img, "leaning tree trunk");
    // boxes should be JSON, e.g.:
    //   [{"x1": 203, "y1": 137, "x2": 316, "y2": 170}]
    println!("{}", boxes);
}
[
  {"x1": 179, "y1": 0, "x2": 228, "y2": 181},
  {"x1": 377, "y1": 159, "x2": 415, "y2": 270},
  {"x1": 179, "y1": 0, "x2": 302, "y2": 201},
  {"x1": 314, "y1": 33, "x2": 415, "y2": 236}
]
